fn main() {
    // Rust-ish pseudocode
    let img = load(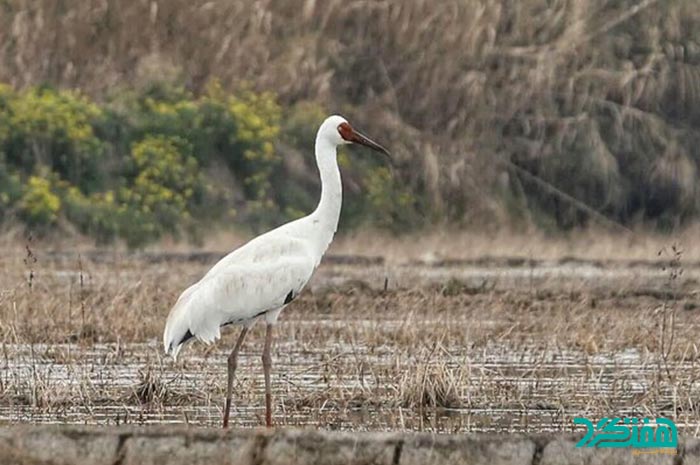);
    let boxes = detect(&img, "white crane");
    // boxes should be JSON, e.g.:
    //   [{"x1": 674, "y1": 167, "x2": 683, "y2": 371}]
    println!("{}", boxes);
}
[{"x1": 163, "y1": 115, "x2": 390, "y2": 427}]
